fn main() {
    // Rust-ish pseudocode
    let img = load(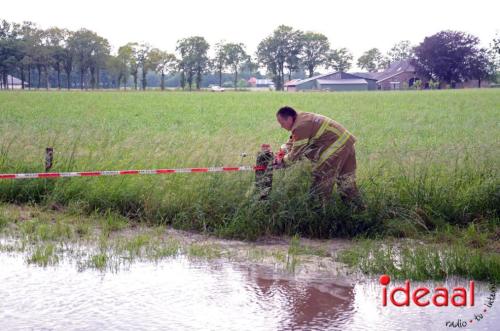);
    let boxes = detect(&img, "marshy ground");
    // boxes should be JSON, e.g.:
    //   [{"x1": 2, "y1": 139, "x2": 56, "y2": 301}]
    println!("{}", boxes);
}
[
  {"x1": 0, "y1": 203, "x2": 353, "y2": 276},
  {"x1": 1, "y1": 203, "x2": 498, "y2": 282}
]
